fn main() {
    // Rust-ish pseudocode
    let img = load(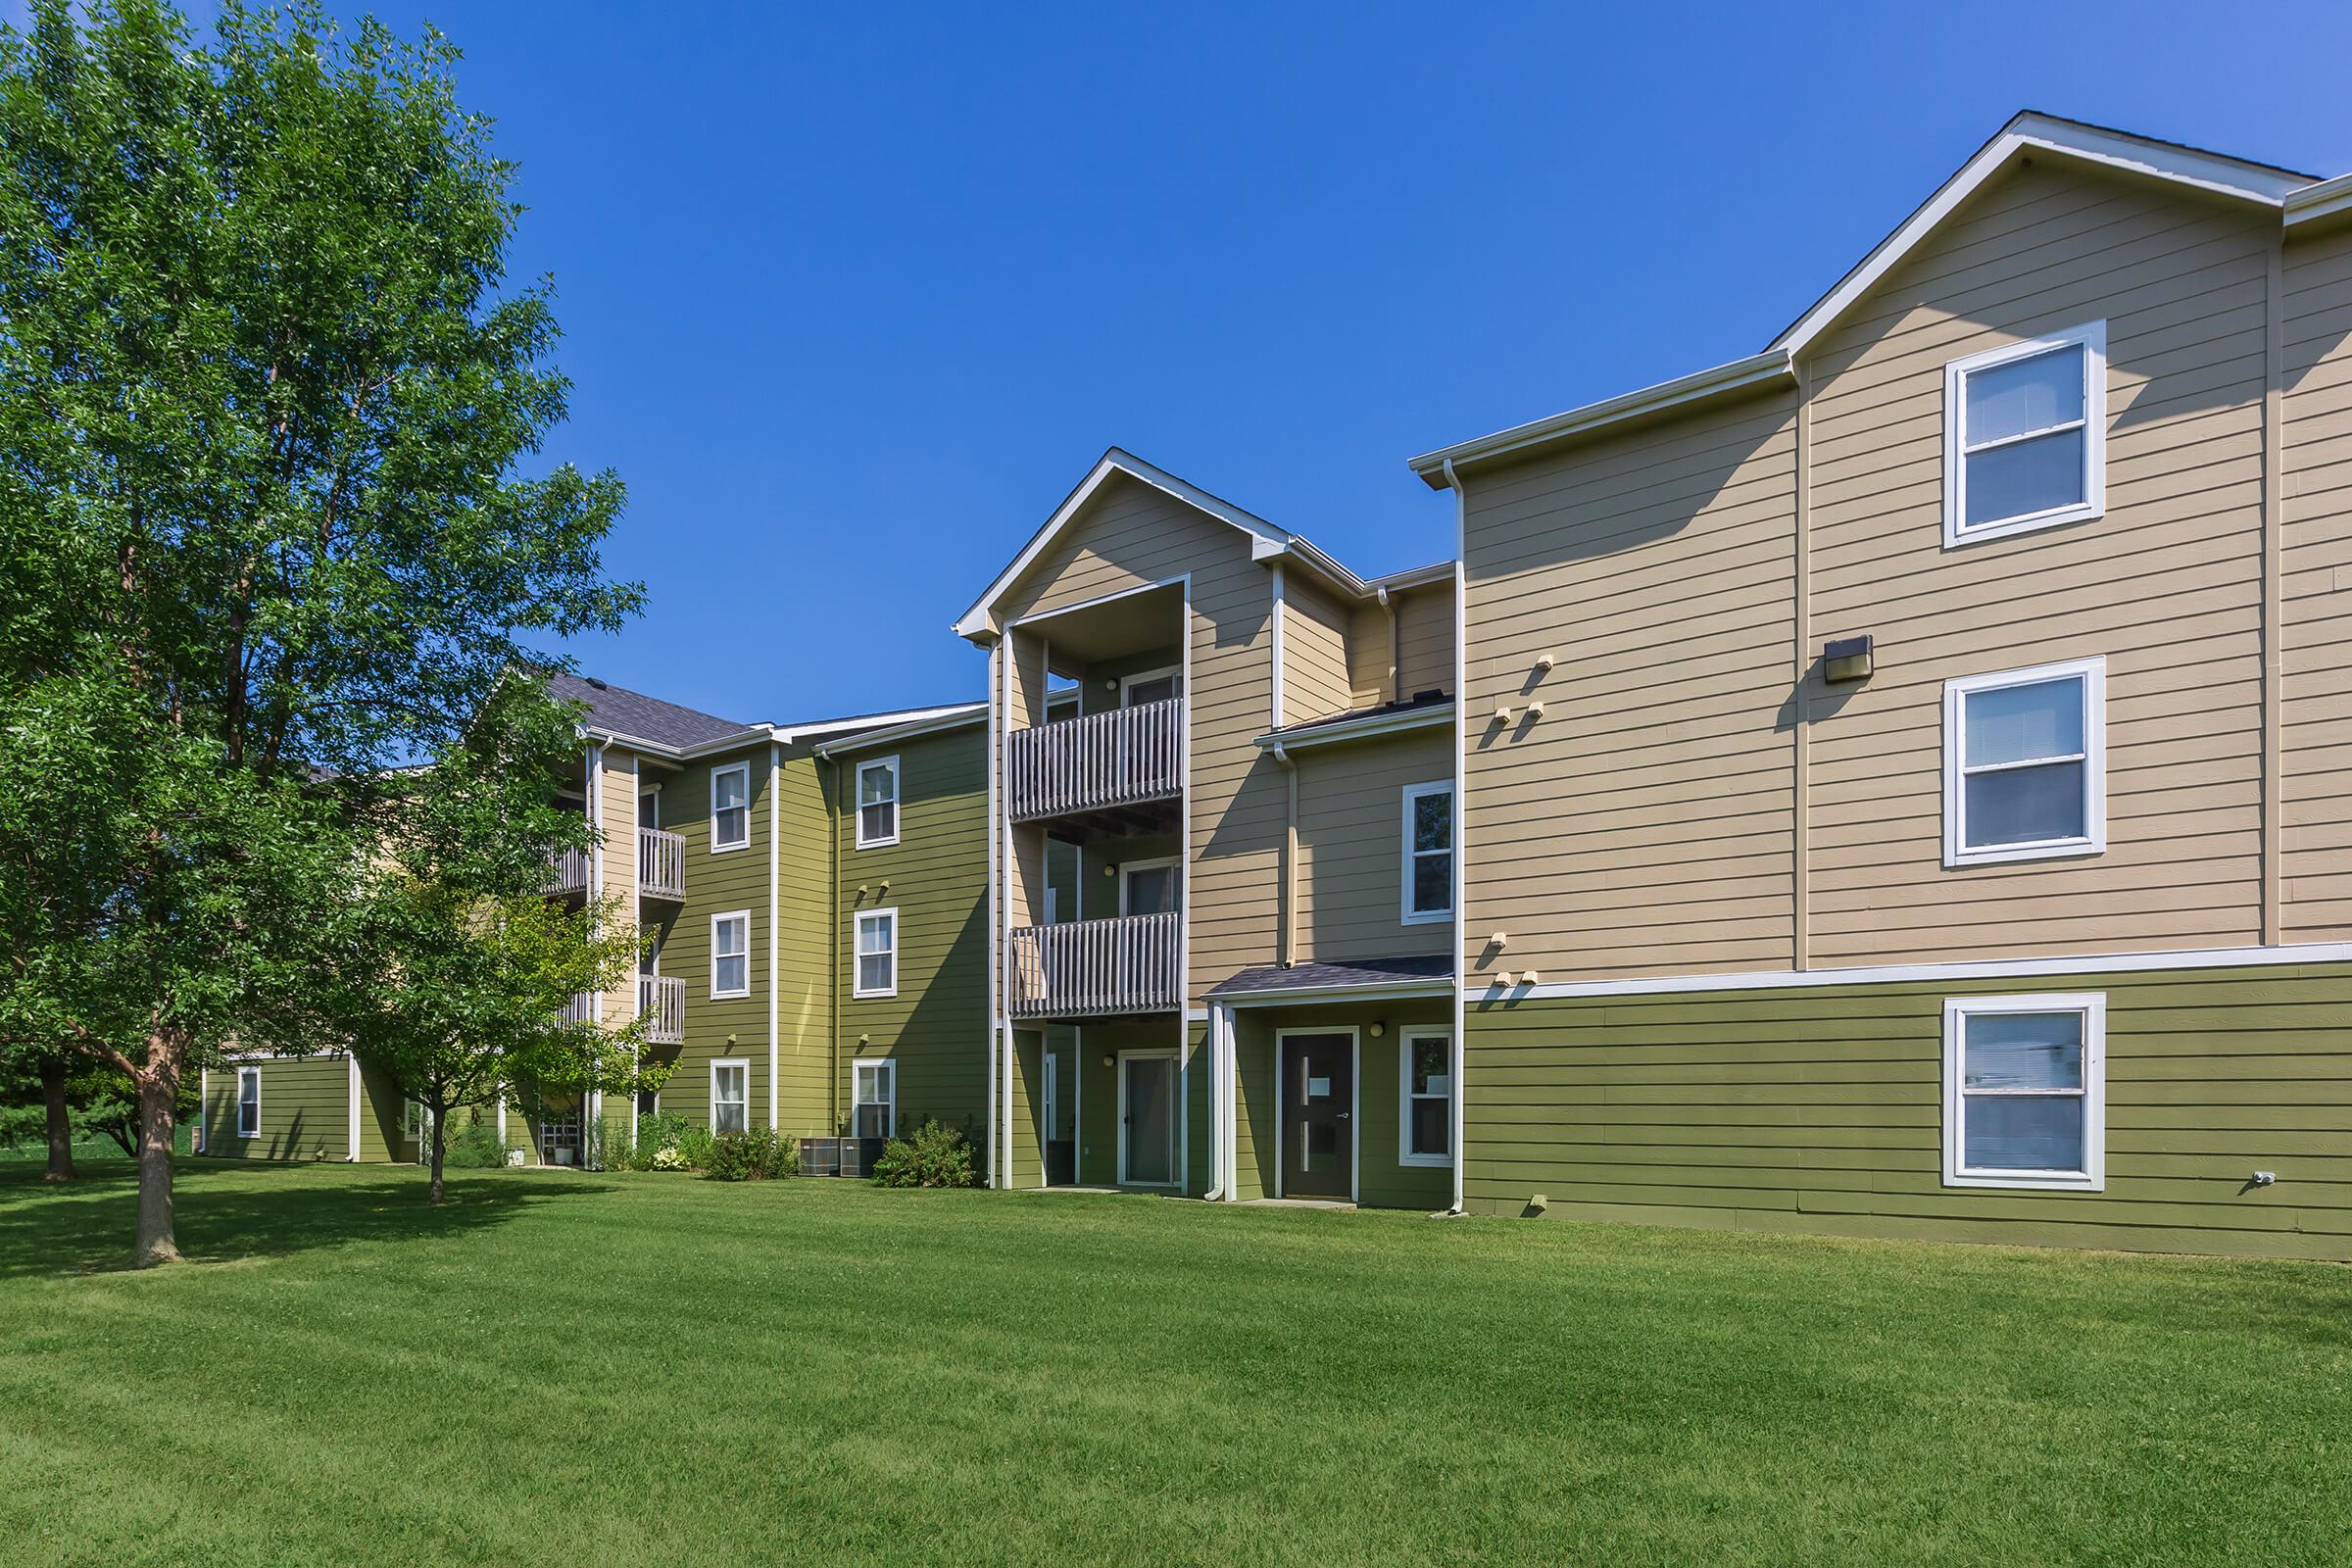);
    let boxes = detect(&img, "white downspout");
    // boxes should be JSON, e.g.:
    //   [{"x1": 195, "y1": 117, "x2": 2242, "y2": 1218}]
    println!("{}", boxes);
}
[{"x1": 1444, "y1": 459, "x2": 1469, "y2": 1217}]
